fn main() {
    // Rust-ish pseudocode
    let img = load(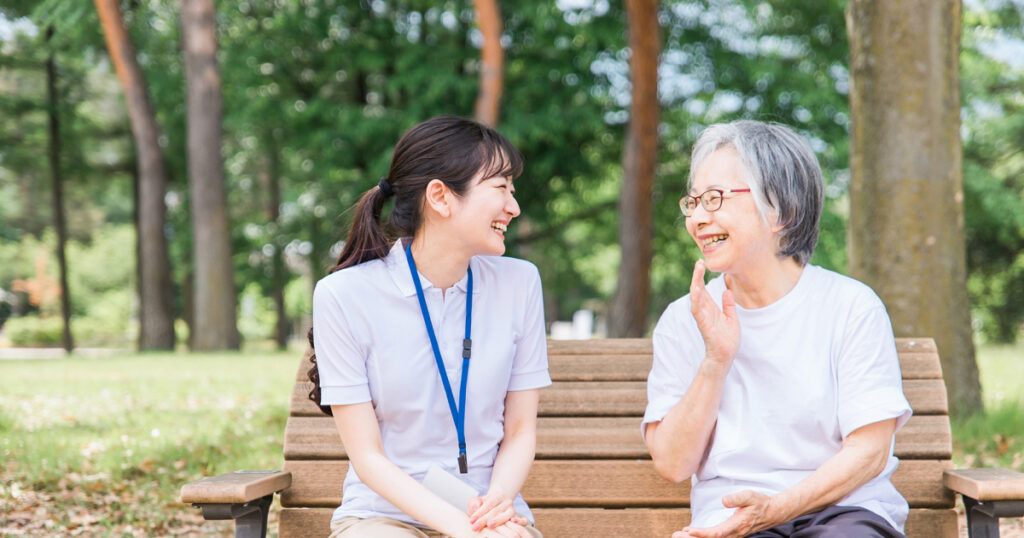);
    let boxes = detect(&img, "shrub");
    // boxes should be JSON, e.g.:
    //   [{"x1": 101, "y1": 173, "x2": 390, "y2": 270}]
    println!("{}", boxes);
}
[{"x1": 3, "y1": 316, "x2": 63, "y2": 346}]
